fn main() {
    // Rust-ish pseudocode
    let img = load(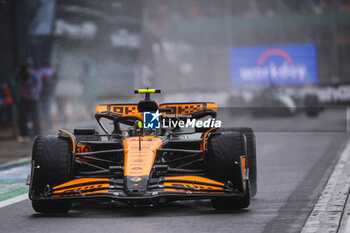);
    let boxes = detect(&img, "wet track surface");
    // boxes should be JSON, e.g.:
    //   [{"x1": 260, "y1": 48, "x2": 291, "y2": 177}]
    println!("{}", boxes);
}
[{"x1": 0, "y1": 128, "x2": 347, "y2": 233}]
